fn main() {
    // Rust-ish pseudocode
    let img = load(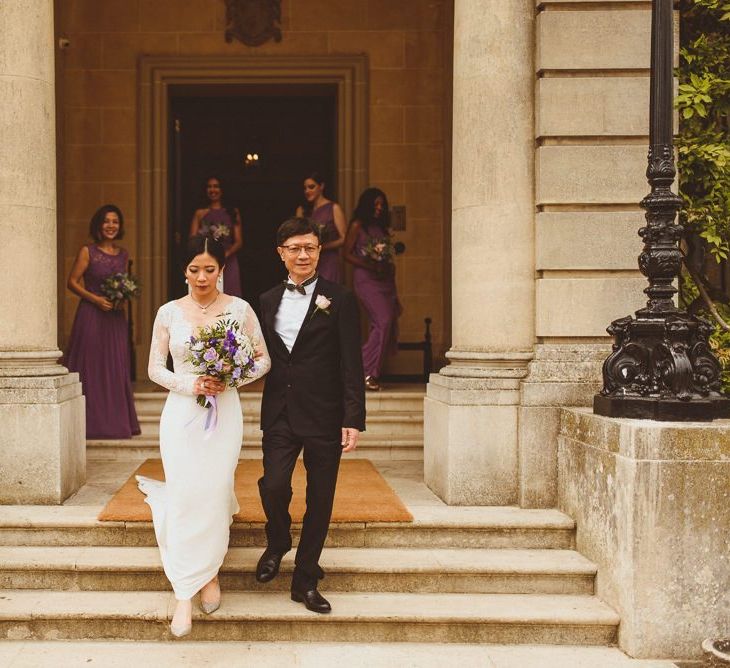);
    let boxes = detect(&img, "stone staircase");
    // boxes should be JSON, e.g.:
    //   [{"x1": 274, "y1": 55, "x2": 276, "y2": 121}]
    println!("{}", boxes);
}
[
  {"x1": 0, "y1": 384, "x2": 649, "y2": 662},
  {"x1": 0, "y1": 505, "x2": 622, "y2": 645},
  {"x1": 87, "y1": 388, "x2": 425, "y2": 461}
]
